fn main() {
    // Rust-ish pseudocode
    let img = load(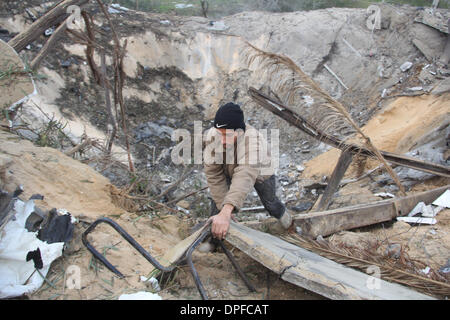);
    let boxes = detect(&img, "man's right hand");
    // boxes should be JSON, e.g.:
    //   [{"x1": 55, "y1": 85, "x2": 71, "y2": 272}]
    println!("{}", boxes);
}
[{"x1": 210, "y1": 204, "x2": 234, "y2": 240}]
